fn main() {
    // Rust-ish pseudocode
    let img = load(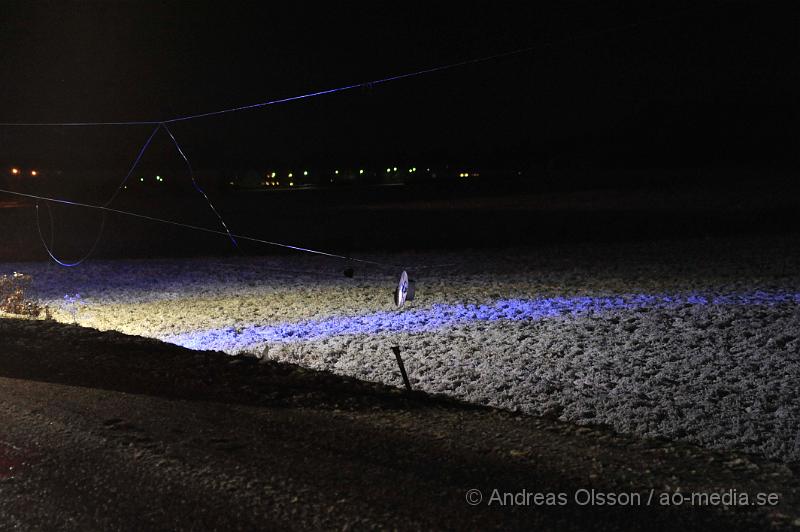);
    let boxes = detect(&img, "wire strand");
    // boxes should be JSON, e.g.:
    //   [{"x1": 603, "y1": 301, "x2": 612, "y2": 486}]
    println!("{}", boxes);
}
[
  {"x1": 0, "y1": 120, "x2": 161, "y2": 127},
  {"x1": 0, "y1": 3, "x2": 722, "y2": 127},
  {"x1": 0, "y1": 3, "x2": 728, "y2": 272},
  {"x1": 105, "y1": 123, "x2": 163, "y2": 206},
  {"x1": 161, "y1": 123, "x2": 238, "y2": 247},
  {"x1": 28, "y1": 124, "x2": 164, "y2": 266},
  {"x1": 35, "y1": 203, "x2": 107, "y2": 267},
  {"x1": 1, "y1": 188, "x2": 387, "y2": 267}
]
